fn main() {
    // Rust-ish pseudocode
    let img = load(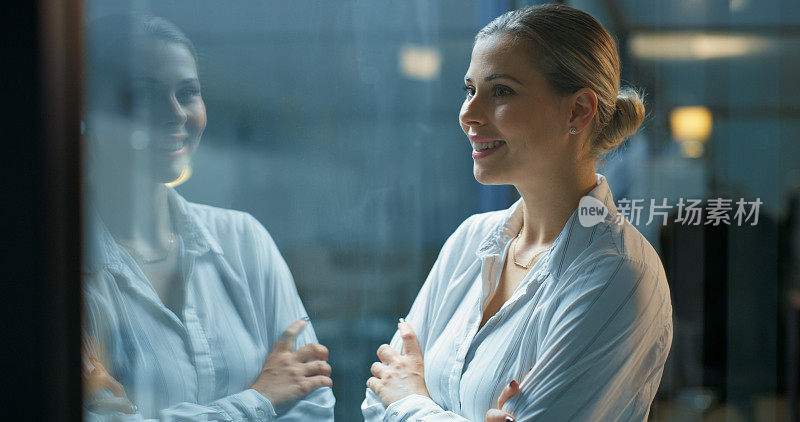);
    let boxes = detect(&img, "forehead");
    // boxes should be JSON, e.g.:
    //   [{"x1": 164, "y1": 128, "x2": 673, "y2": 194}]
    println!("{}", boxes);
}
[
  {"x1": 466, "y1": 34, "x2": 540, "y2": 80},
  {"x1": 129, "y1": 40, "x2": 198, "y2": 80}
]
